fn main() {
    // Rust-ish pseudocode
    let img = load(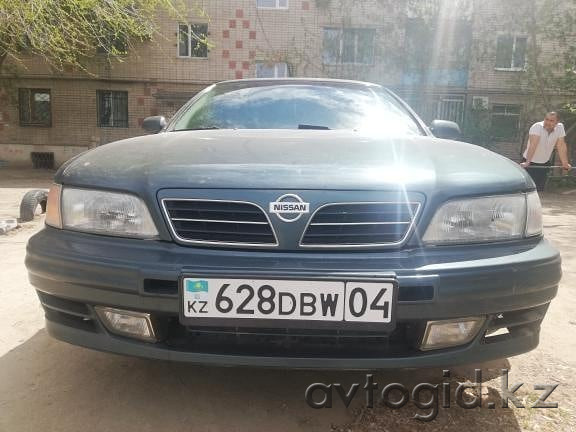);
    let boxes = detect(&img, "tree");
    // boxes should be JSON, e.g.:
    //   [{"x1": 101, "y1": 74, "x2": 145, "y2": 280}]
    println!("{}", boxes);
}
[
  {"x1": 0, "y1": 0, "x2": 187, "y2": 74},
  {"x1": 470, "y1": 0, "x2": 576, "y2": 158},
  {"x1": 473, "y1": 0, "x2": 576, "y2": 111}
]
